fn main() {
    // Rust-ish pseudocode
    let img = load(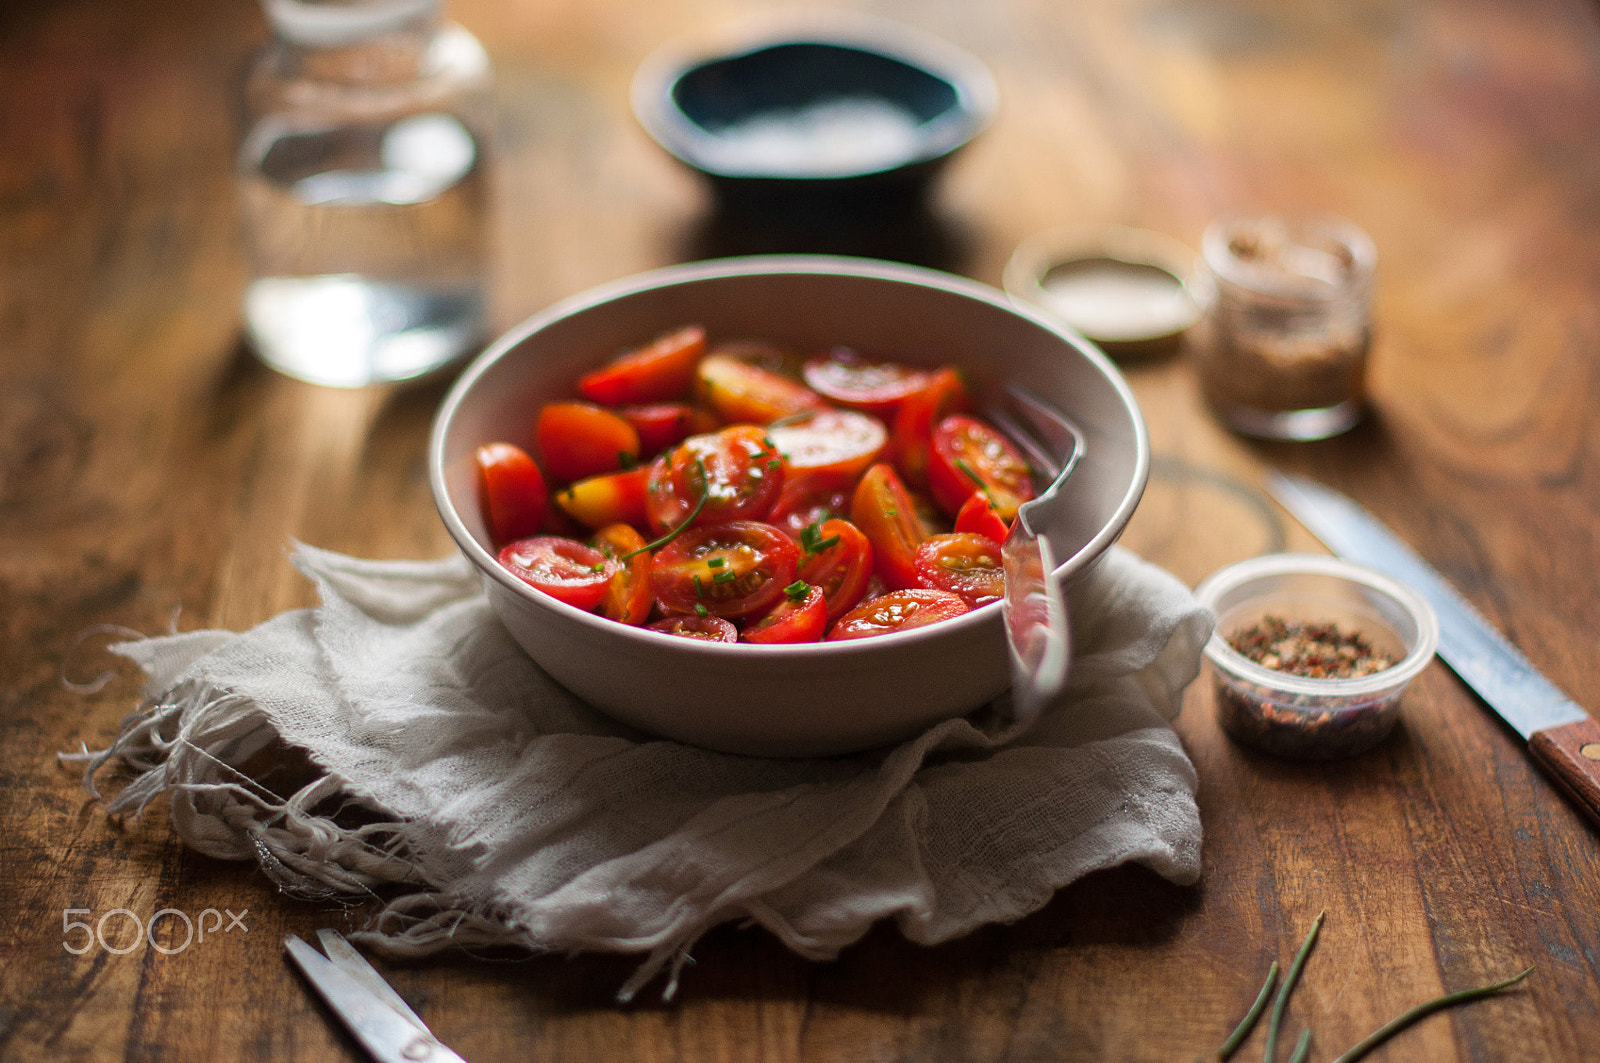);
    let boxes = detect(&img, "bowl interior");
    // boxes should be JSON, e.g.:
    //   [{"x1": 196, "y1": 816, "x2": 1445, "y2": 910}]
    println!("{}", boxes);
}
[{"x1": 436, "y1": 257, "x2": 1146, "y2": 616}]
